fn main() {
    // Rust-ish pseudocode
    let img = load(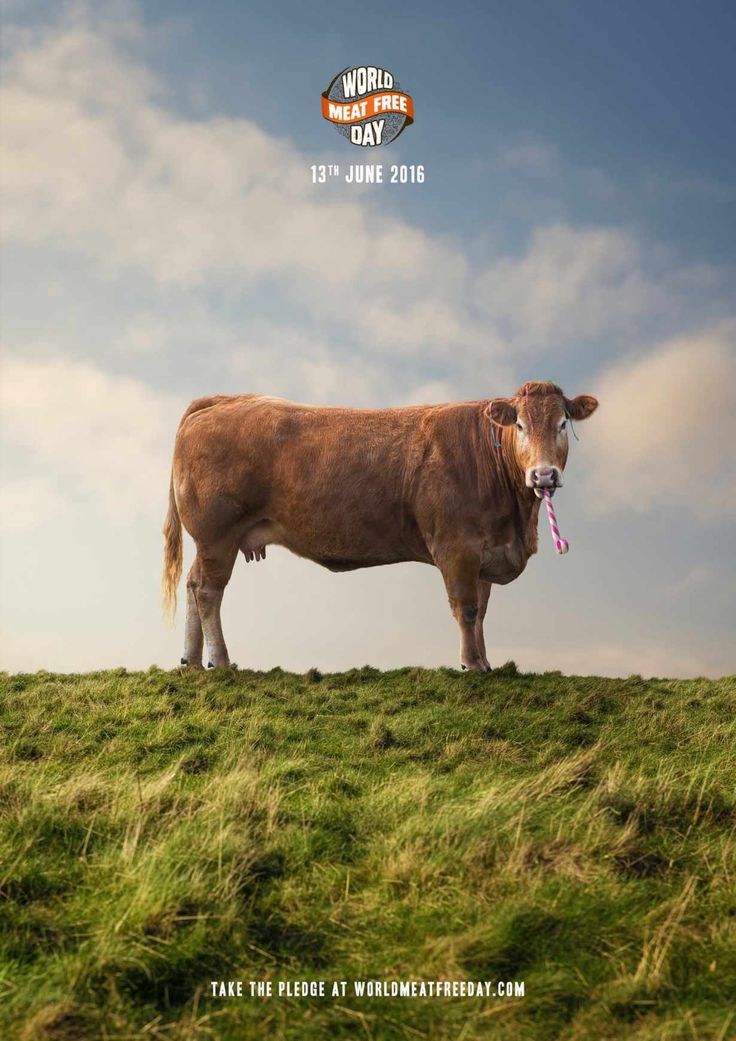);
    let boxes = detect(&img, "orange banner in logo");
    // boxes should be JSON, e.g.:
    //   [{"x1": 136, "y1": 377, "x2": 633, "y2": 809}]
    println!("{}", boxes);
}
[{"x1": 321, "y1": 91, "x2": 415, "y2": 125}]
